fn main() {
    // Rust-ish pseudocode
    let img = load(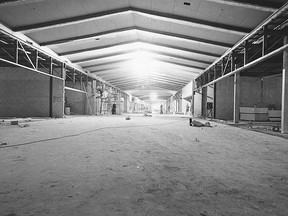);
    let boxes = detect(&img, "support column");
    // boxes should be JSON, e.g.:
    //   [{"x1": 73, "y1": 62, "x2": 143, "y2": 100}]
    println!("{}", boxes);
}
[
  {"x1": 191, "y1": 80, "x2": 195, "y2": 116},
  {"x1": 49, "y1": 57, "x2": 53, "y2": 117},
  {"x1": 233, "y1": 73, "x2": 240, "y2": 123},
  {"x1": 202, "y1": 86, "x2": 207, "y2": 118},
  {"x1": 213, "y1": 83, "x2": 216, "y2": 119},
  {"x1": 282, "y1": 36, "x2": 288, "y2": 133}
]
